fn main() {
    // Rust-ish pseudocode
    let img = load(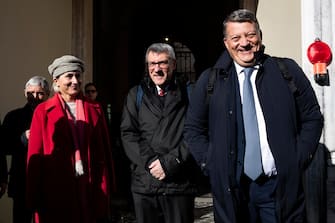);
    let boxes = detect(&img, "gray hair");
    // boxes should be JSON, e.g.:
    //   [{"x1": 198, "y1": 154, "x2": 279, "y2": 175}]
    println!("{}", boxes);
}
[
  {"x1": 223, "y1": 9, "x2": 261, "y2": 38},
  {"x1": 25, "y1": 76, "x2": 50, "y2": 96},
  {"x1": 145, "y1": 43, "x2": 176, "y2": 63}
]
